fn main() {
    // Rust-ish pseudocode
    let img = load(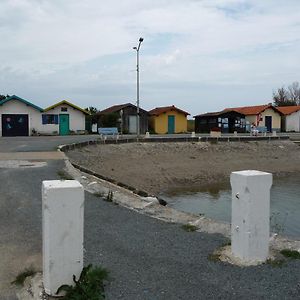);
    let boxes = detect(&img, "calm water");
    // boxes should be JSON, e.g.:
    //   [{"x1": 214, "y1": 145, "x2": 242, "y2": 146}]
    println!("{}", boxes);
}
[{"x1": 163, "y1": 176, "x2": 300, "y2": 238}]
